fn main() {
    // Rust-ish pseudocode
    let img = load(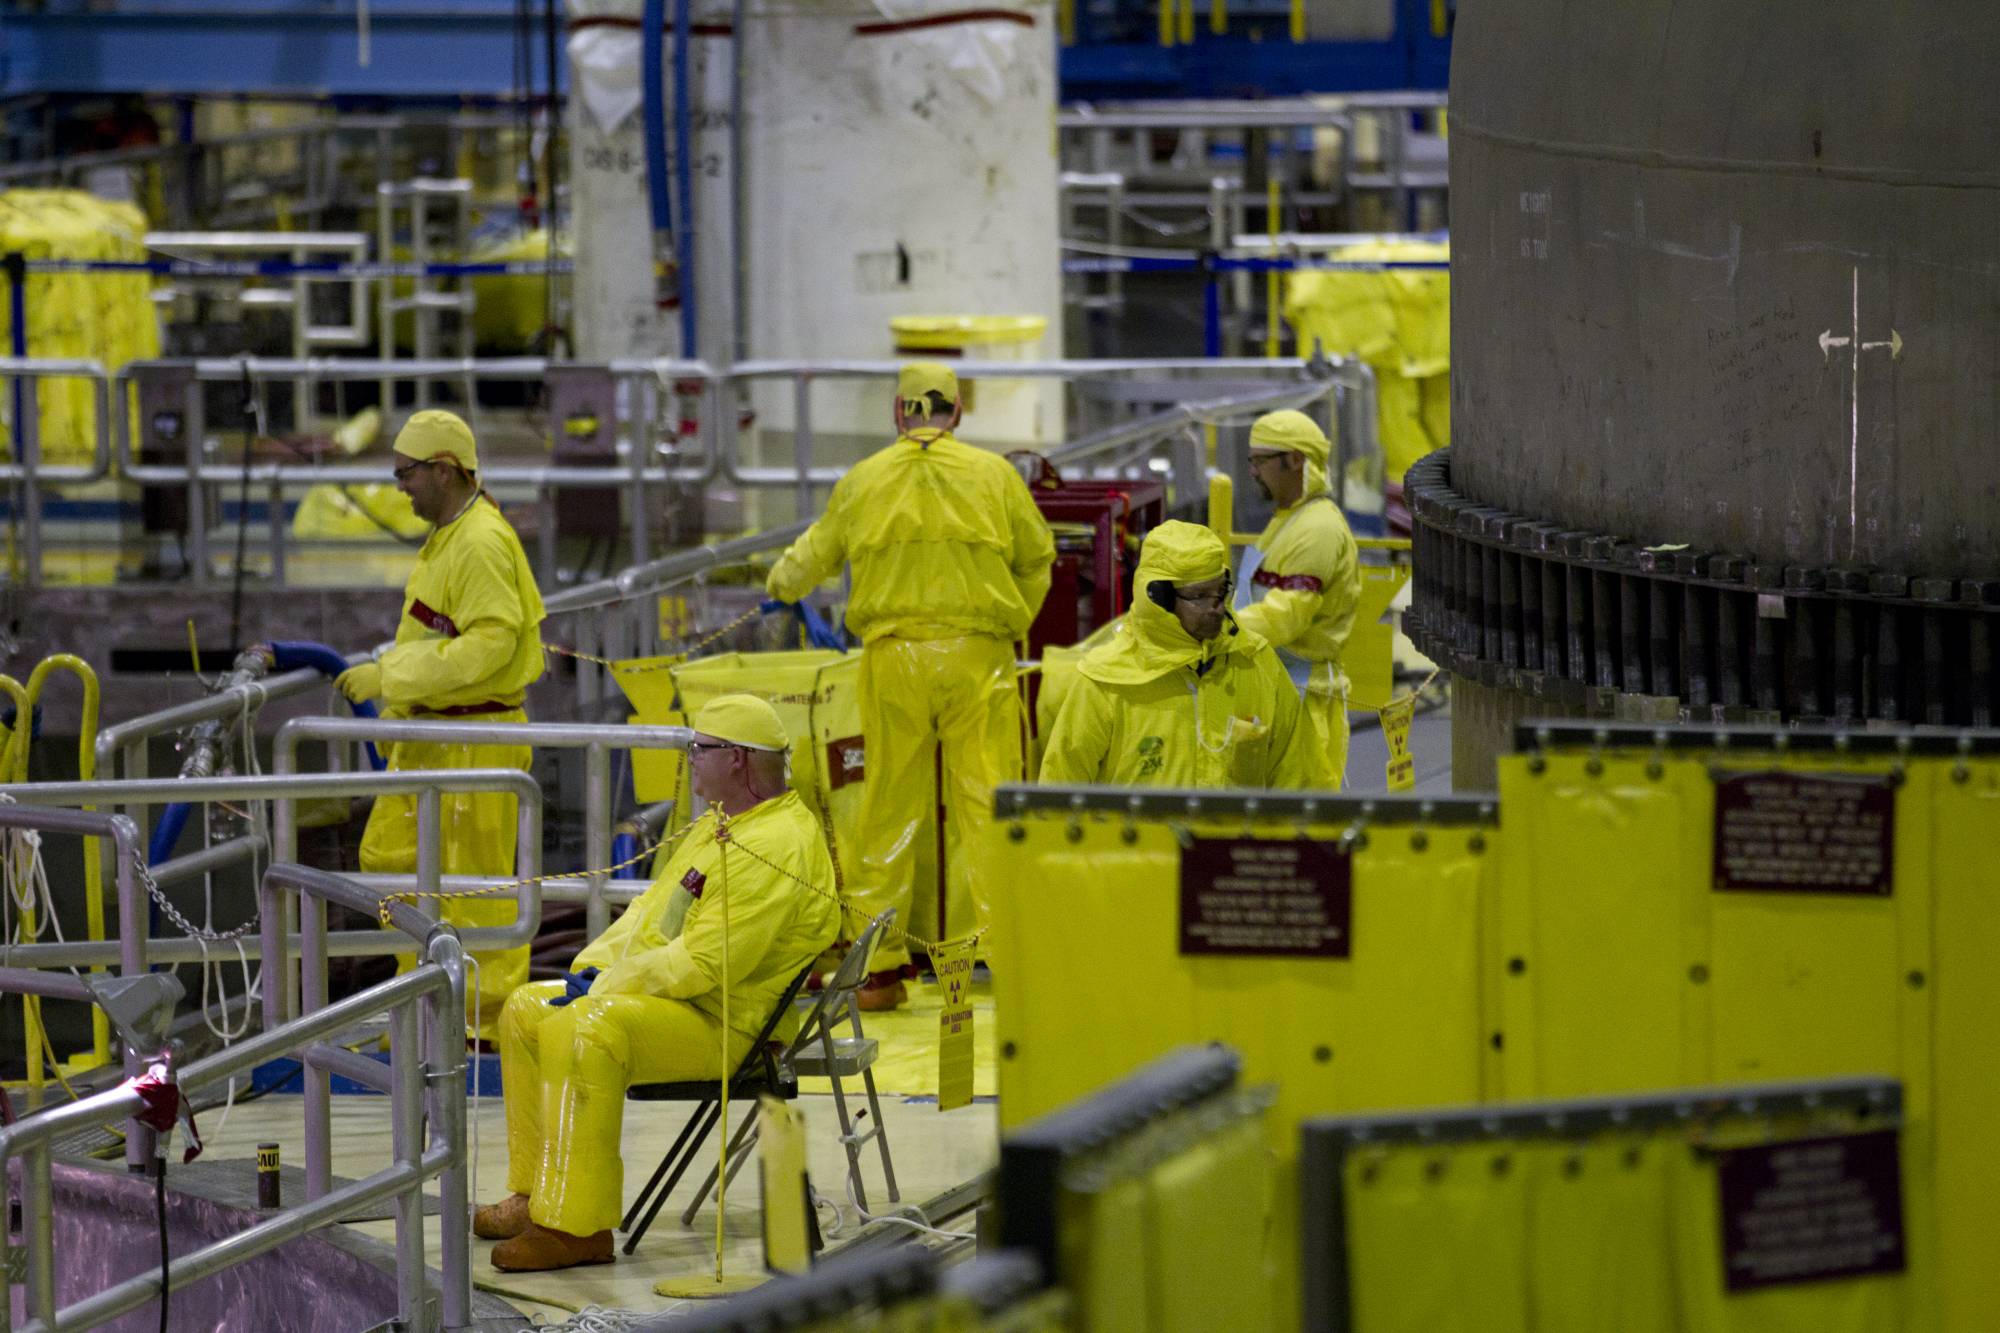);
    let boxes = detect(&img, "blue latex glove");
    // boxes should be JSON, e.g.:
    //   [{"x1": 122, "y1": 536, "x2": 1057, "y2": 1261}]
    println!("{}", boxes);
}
[{"x1": 547, "y1": 967, "x2": 601, "y2": 1007}]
